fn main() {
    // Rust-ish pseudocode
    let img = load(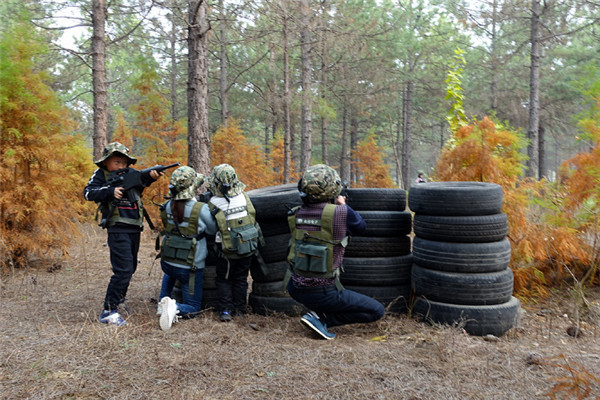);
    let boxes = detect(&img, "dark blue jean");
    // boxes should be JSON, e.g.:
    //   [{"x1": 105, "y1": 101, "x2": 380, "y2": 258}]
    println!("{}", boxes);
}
[
  {"x1": 160, "y1": 260, "x2": 204, "y2": 316},
  {"x1": 104, "y1": 232, "x2": 140, "y2": 310},
  {"x1": 287, "y1": 280, "x2": 385, "y2": 328}
]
